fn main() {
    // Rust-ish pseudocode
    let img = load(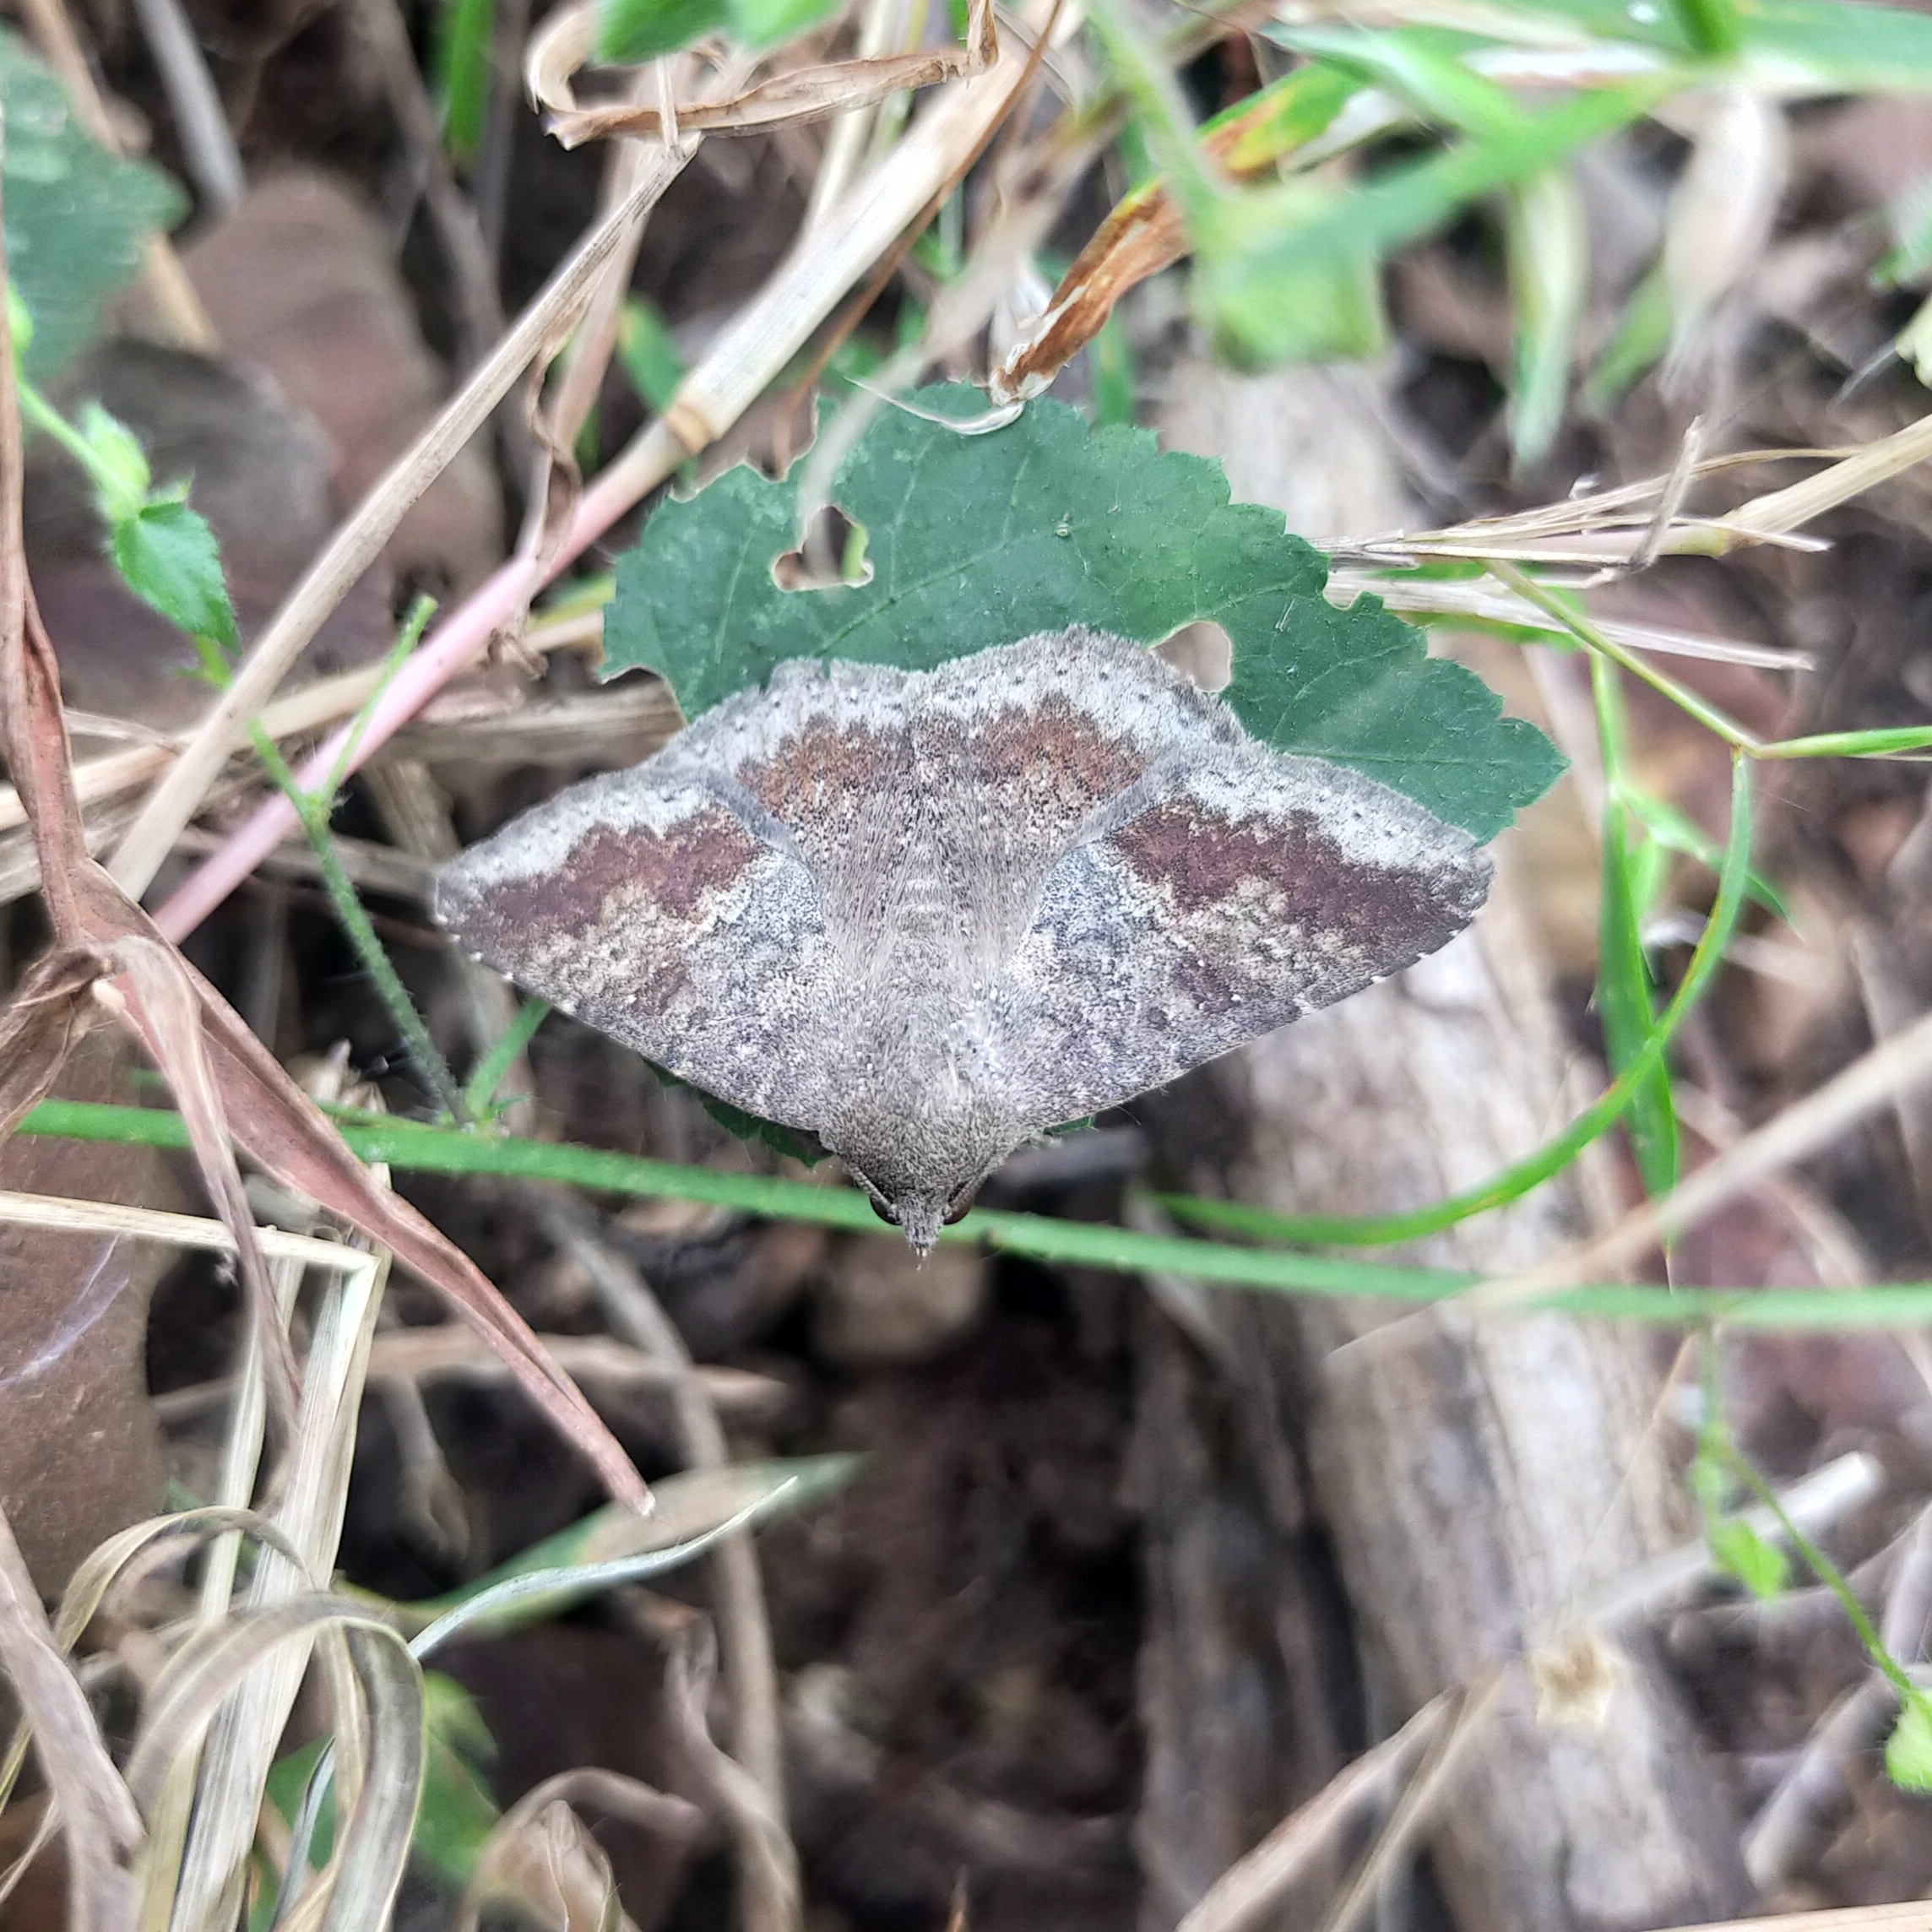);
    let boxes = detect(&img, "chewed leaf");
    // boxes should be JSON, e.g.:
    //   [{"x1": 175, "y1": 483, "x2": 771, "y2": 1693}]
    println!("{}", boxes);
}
[{"x1": 603, "y1": 385, "x2": 1561, "y2": 840}]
